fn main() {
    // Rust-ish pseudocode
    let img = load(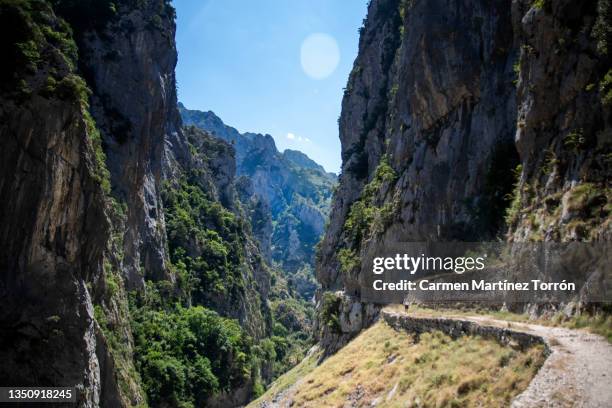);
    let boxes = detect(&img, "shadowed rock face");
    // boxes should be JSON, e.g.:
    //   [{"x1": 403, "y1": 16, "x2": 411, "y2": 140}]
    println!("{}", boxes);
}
[
  {"x1": 0, "y1": 2, "x2": 118, "y2": 405},
  {"x1": 509, "y1": 0, "x2": 611, "y2": 242},
  {"x1": 0, "y1": 1, "x2": 272, "y2": 405},
  {"x1": 316, "y1": 0, "x2": 611, "y2": 352},
  {"x1": 179, "y1": 104, "x2": 337, "y2": 284},
  {"x1": 0, "y1": 93, "x2": 108, "y2": 407},
  {"x1": 77, "y1": 1, "x2": 182, "y2": 288}
]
